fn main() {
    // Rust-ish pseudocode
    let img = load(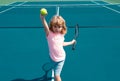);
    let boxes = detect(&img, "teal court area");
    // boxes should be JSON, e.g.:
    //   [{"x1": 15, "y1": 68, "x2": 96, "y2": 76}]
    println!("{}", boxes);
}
[{"x1": 0, "y1": 1, "x2": 120, "y2": 81}]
